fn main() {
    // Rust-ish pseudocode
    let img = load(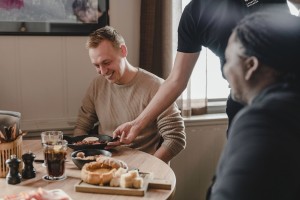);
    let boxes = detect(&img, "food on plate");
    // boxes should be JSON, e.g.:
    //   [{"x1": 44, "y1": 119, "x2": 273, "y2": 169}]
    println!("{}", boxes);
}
[
  {"x1": 71, "y1": 149, "x2": 112, "y2": 169},
  {"x1": 76, "y1": 152, "x2": 85, "y2": 158},
  {"x1": 2, "y1": 188, "x2": 72, "y2": 200},
  {"x1": 72, "y1": 137, "x2": 107, "y2": 145},
  {"x1": 75, "y1": 152, "x2": 103, "y2": 160},
  {"x1": 81, "y1": 157, "x2": 128, "y2": 185},
  {"x1": 65, "y1": 135, "x2": 113, "y2": 150},
  {"x1": 83, "y1": 137, "x2": 99, "y2": 142}
]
